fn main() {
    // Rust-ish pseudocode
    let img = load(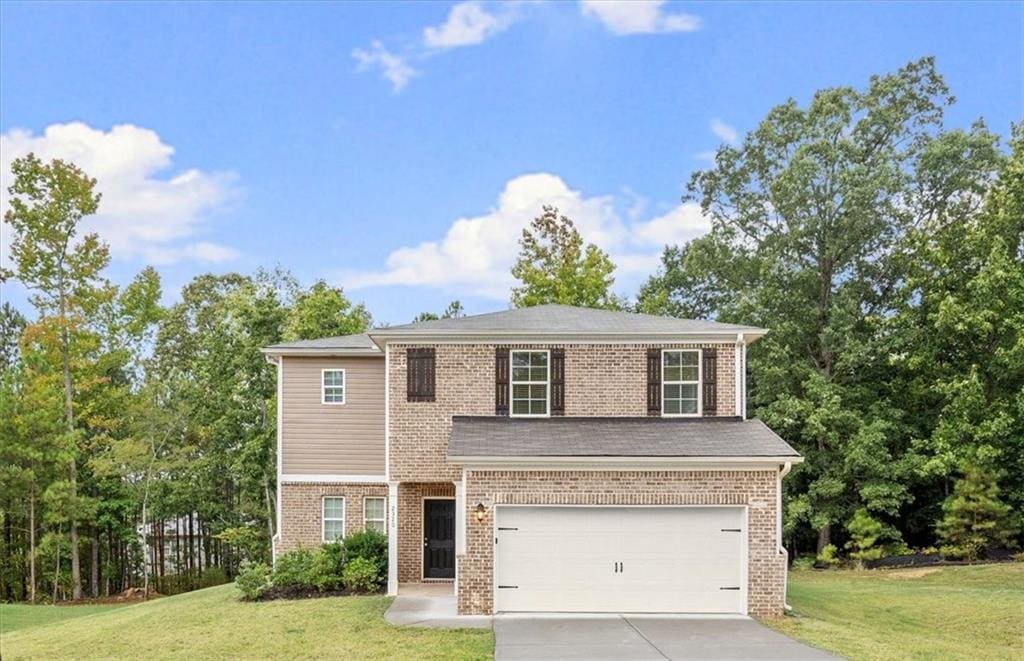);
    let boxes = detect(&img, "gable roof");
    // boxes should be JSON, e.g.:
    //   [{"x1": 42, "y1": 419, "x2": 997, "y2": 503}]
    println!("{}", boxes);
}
[
  {"x1": 447, "y1": 416, "x2": 800, "y2": 462},
  {"x1": 369, "y1": 304, "x2": 766, "y2": 340},
  {"x1": 261, "y1": 332, "x2": 381, "y2": 356}
]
